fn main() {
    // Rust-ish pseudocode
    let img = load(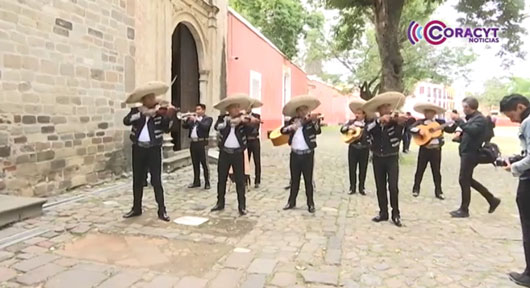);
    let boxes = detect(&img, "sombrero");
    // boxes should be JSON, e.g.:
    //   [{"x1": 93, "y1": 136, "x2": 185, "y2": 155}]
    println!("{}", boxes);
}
[
  {"x1": 214, "y1": 93, "x2": 253, "y2": 112},
  {"x1": 250, "y1": 99, "x2": 263, "y2": 109},
  {"x1": 413, "y1": 101, "x2": 446, "y2": 115},
  {"x1": 282, "y1": 95, "x2": 321, "y2": 117},
  {"x1": 348, "y1": 98, "x2": 366, "y2": 113},
  {"x1": 362, "y1": 91, "x2": 406, "y2": 114},
  {"x1": 125, "y1": 81, "x2": 169, "y2": 104}
]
